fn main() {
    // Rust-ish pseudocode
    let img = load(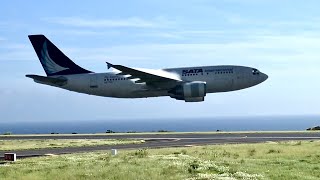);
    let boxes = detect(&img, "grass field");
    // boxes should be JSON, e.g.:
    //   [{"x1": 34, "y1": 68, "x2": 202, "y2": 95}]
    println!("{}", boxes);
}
[
  {"x1": 0, "y1": 139, "x2": 144, "y2": 151},
  {"x1": 1, "y1": 140, "x2": 320, "y2": 180}
]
